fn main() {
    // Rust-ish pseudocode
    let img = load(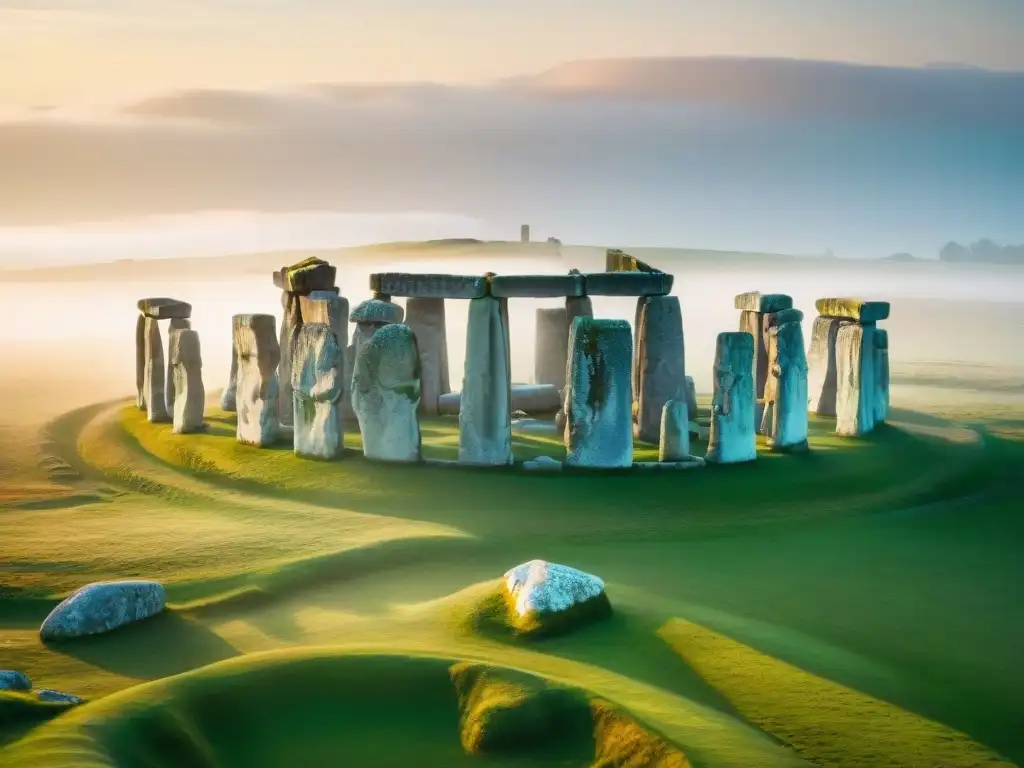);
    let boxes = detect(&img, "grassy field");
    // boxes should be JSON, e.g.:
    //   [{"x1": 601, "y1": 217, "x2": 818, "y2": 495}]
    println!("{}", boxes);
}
[{"x1": 1, "y1": 389, "x2": 1022, "y2": 767}]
